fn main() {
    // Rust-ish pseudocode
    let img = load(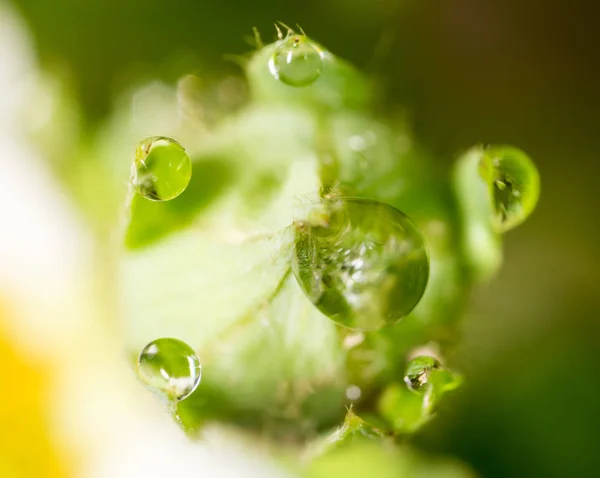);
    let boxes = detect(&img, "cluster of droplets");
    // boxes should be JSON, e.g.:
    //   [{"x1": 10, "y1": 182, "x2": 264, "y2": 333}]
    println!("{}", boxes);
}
[
  {"x1": 292, "y1": 198, "x2": 430, "y2": 331},
  {"x1": 479, "y1": 145, "x2": 540, "y2": 232},
  {"x1": 126, "y1": 35, "x2": 541, "y2": 436},
  {"x1": 269, "y1": 34, "x2": 324, "y2": 87},
  {"x1": 131, "y1": 136, "x2": 192, "y2": 201},
  {"x1": 136, "y1": 337, "x2": 202, "y2": 418}
]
